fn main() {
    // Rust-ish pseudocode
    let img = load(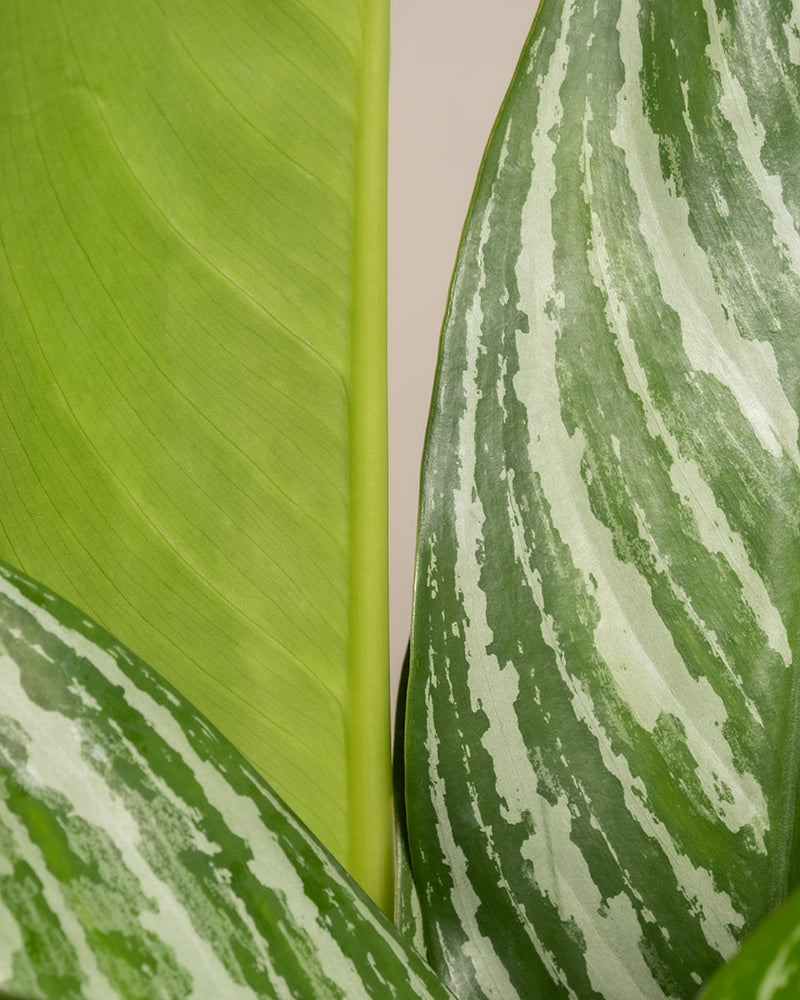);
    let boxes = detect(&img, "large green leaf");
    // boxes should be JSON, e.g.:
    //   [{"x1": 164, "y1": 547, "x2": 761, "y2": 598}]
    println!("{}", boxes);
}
[
  {"x1": 406, "y1": 0, "x2": 800, "y2": 997},
  {"x1": 0, "y1": 560, "x2": 452, "y2": 1000},
  {"x1": 0, "y1": 0, "x2": 390, "y2": 903}
]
